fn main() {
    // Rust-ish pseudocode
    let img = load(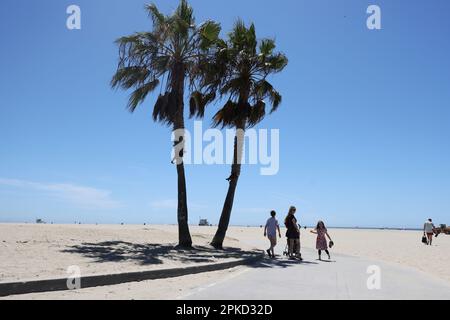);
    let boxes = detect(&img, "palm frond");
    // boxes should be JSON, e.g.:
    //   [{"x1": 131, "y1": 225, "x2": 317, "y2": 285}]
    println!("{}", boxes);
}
[
  {"x1": 172, "y1": 0, "x2": 194, "y2": 39},
  {"x1": 259, "y1": 39, "x2": 275, "y2": 56},
  {"x1": 248, "y1": 100, "x2": 266, "y2": 127},
  {"x1": 175, "y1": 0, "x2": 194, "y2": 26},
  {"x1": 212, "y1": 100, "x2": 238, "y2": 128},
  {"x1": 152, "y1": 91, "x2": 178, "y2": 124},
  {"x1": 111, "y1": 66, "x2": 150, "y2": 90},
  {"x1": 145, "y1": 3, "x2": 166, "y2": 27},
  {"x1": 127, "y1": 79, "x2": 160, "y2": 112},
  {"x1": 189, "y1": 90, "x2": 216, "y2": 118},
  {"x1": 265, "y1": 53, "x2": 288, "y2": 72},
  {"x1": 198, "y1": 20, "x2": 221, "y2": 50}
]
